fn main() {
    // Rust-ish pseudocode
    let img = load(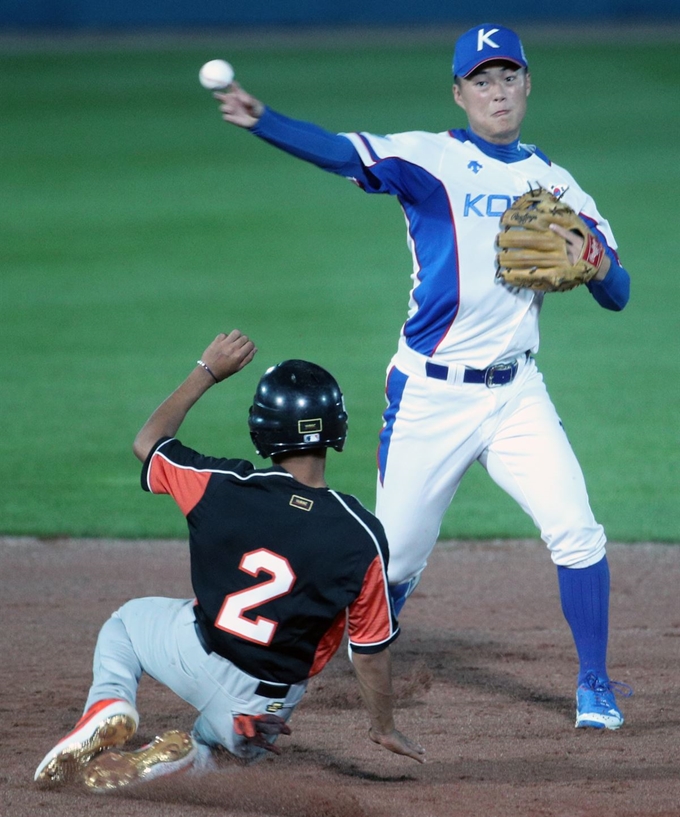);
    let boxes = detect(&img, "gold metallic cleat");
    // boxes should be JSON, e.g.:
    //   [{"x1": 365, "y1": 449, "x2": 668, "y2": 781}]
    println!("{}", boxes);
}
[
  {"x1": 34, "y1": 699, "x2": 139, "y2": 786},
  {"x1": 82, "y1": 729, "x2": 197, "y2": 793}
]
